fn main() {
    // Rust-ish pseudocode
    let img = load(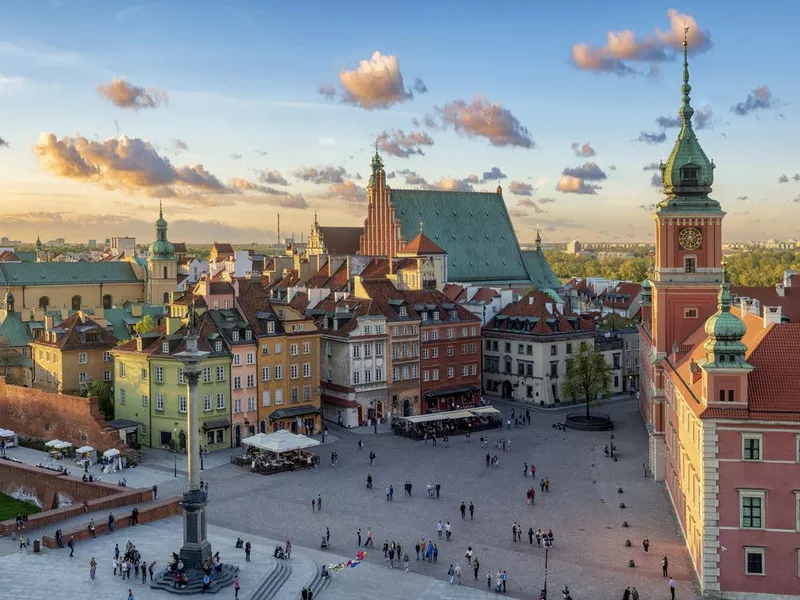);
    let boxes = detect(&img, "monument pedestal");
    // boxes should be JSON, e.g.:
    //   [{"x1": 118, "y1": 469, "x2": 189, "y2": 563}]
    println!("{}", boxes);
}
[{"x1": 179, "y1": 489, "x2": 212, "y2": 568}]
